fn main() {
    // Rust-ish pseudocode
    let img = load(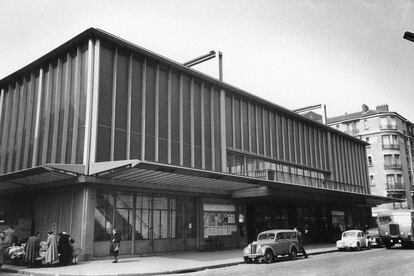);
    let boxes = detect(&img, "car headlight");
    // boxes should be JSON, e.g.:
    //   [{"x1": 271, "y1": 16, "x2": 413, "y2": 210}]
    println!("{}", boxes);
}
[
  {"x1": 385, "y1": 232, "x2": 389, "y2": 235},
  {"x1": 401, "y1": 232, "x2": 404, "y2": 235}
]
